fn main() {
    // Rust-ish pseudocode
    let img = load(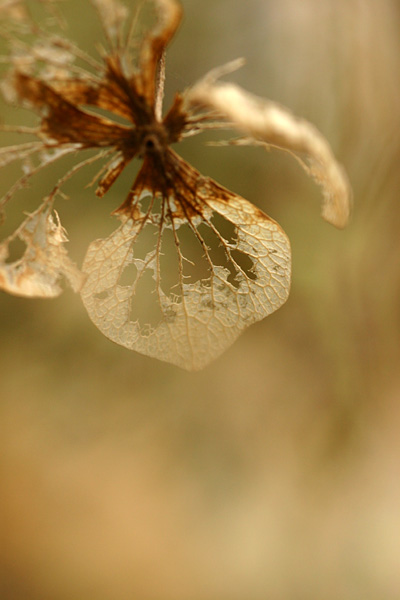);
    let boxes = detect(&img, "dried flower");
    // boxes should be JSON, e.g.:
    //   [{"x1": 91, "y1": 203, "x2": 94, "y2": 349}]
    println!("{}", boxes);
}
[{"x1": 0, "y1": 0, "x2": 351, "y2": 370}]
